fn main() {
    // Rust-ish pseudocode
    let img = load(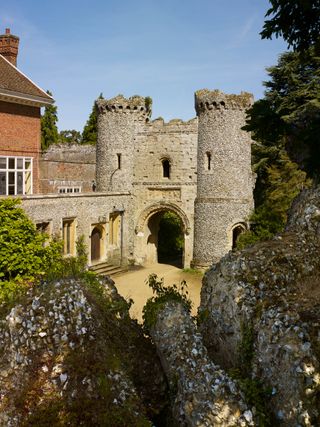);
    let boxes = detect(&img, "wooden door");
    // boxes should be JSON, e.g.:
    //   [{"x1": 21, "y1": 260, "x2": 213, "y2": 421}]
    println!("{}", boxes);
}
[{"x1": 91, "y1": 227, "x2": 101, "y2": 262}]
